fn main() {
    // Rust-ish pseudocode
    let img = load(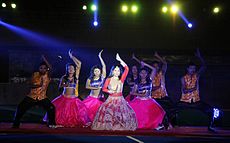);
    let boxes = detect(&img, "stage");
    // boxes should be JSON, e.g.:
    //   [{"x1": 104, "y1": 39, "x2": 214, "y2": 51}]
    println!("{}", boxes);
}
[{"x1": 0, "y1": 123, "x2": 229, "y2": 143}]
